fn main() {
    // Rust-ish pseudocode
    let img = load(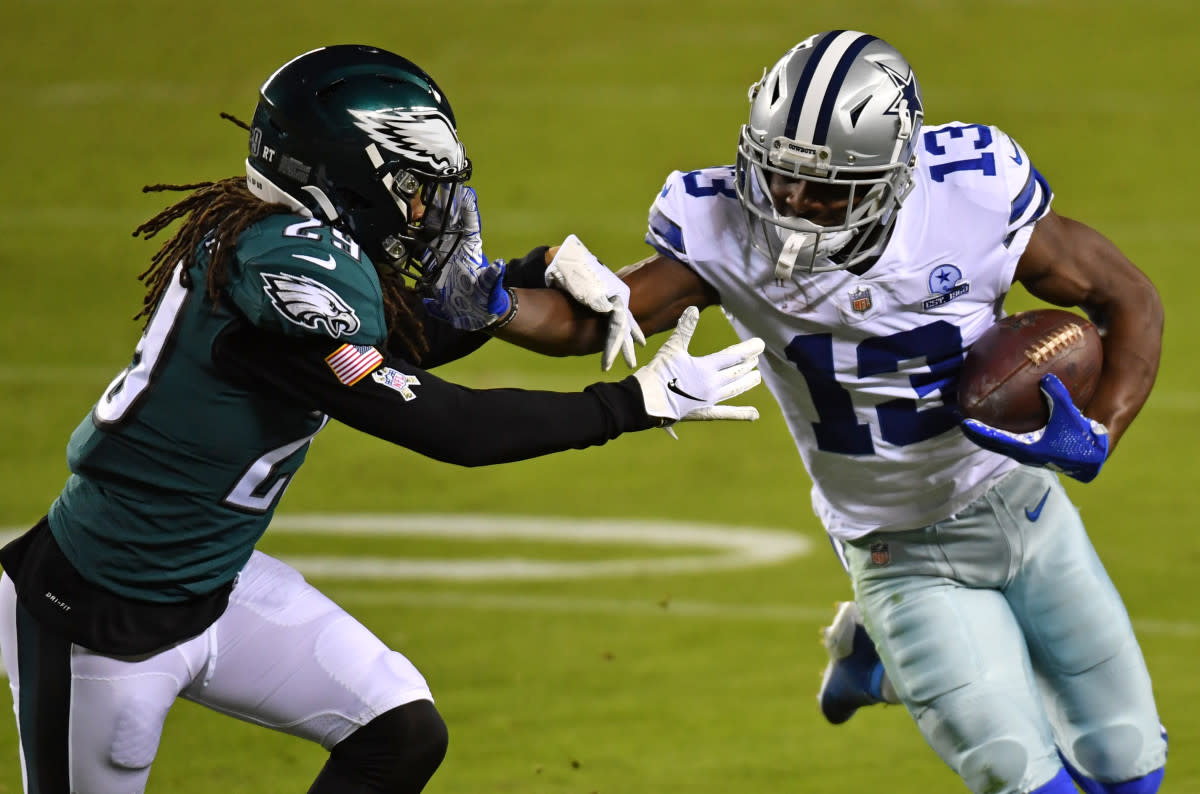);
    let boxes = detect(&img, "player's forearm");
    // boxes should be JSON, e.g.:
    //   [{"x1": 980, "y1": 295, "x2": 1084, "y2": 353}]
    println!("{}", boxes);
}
[
  {"x1": 490, "y1": 287, "x2": 609, "y2": 357},
  {"x1": 1085, "y1": 277, "x2": 1163, "y2": 450}
]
